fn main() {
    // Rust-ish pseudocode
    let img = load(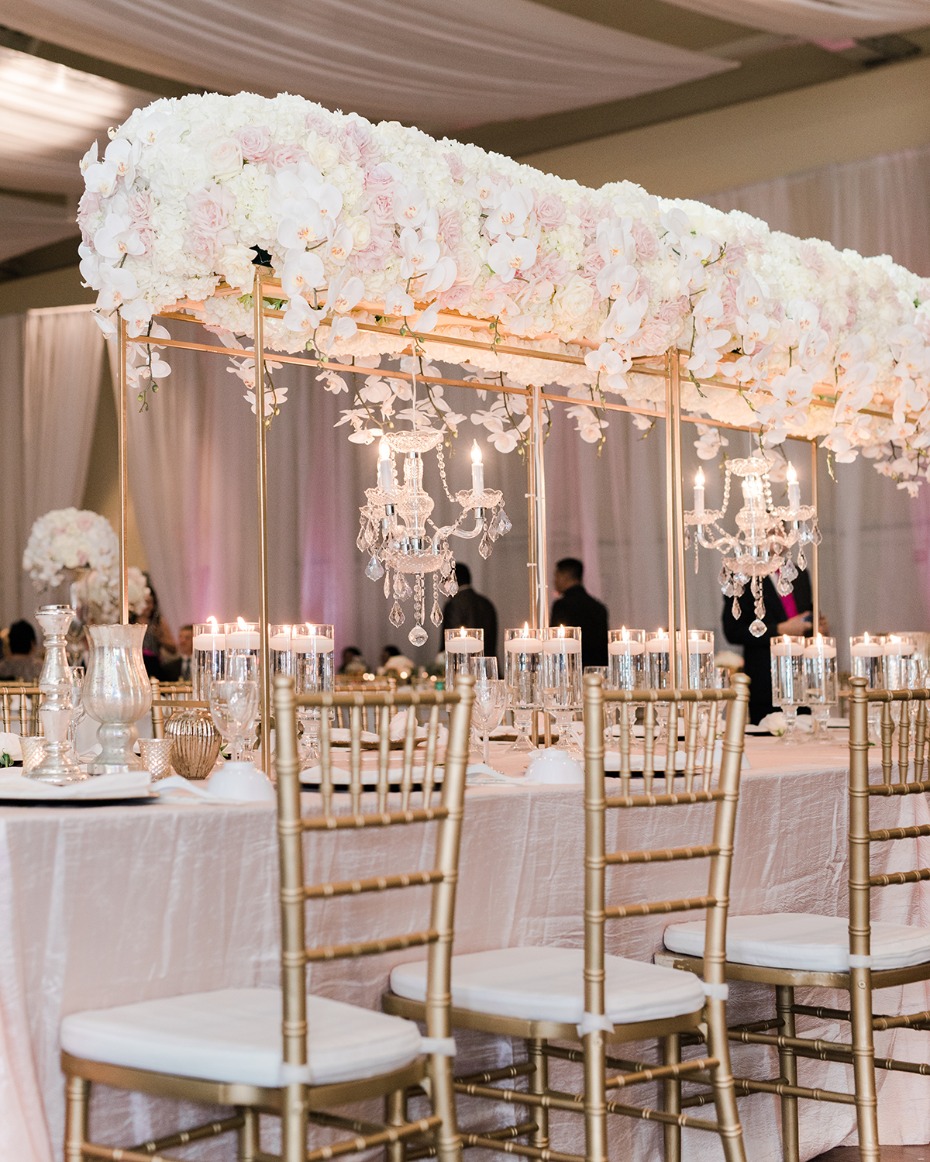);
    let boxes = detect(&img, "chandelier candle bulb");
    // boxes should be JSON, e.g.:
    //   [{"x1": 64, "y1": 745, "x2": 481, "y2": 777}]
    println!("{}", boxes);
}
[
  {"x1": 471, "y1": 442, "x2": 485, "y2": 493},
  {"x1": 786, "y1": 463, "x2": 801, "y2": 509},
  {"x1": 693, "y1": 468, "x2": 705, "y2": 518},
  {"x1": 377, "y1": 438, "x2": 393, "y2": 494}
]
